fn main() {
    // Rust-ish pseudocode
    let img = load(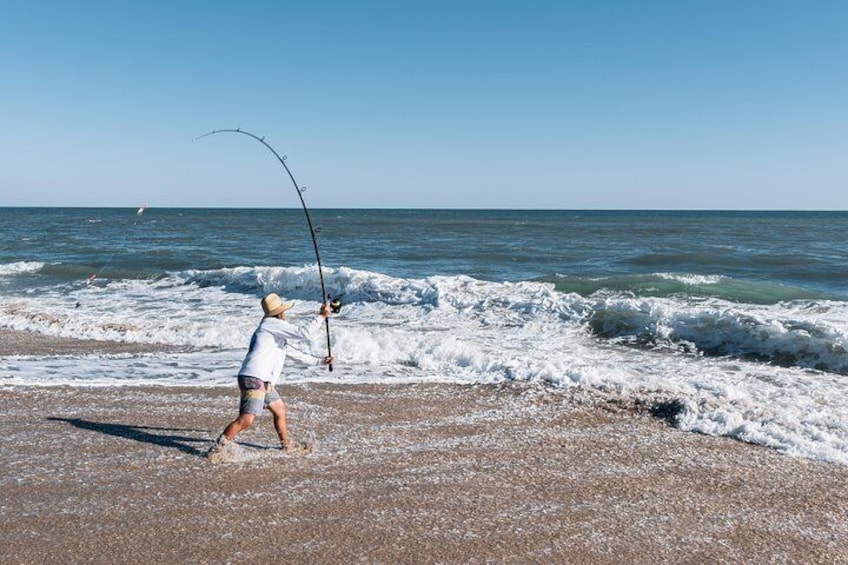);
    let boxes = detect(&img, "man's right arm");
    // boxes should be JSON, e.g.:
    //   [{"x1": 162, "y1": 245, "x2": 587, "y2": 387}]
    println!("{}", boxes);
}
[{"x1": 270, "y1": 305, "x2": 329, "y2": 341}]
